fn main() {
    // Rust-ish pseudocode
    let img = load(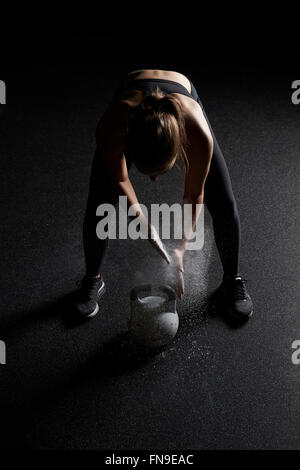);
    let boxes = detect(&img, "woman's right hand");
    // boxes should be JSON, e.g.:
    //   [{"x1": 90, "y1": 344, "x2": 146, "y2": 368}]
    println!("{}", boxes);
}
[
  {"x1": 147, "y1": 225, "x2": 184, "y2": 299},
  {"x1": 170, "y1": 248, "x2": 184, "y2": 300},
  {"x1": 147, "y1": 224, "x2": 171, "y2": 265}
]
